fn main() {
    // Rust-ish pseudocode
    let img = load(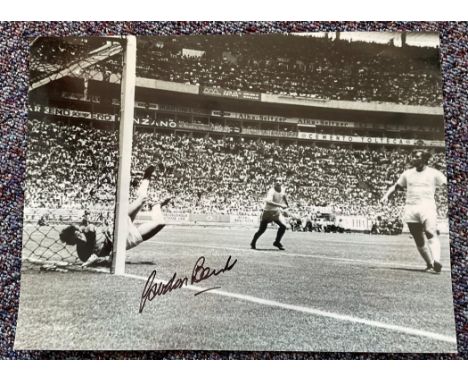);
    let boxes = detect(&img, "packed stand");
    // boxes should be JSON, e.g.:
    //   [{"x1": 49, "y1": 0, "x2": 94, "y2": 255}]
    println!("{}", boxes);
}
[
  {"x1": 137, "y1": 35, "x2": 443, "y2": 106},
  {"x1": 25, "y1": 119, "x2": 447, "y2": 222},
  {"x1": 25, "y1": 119, "x2": 118, "y2": 212},
  {"x1": 131, "y1": 130, "x2": 448, "y2": 220}
]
